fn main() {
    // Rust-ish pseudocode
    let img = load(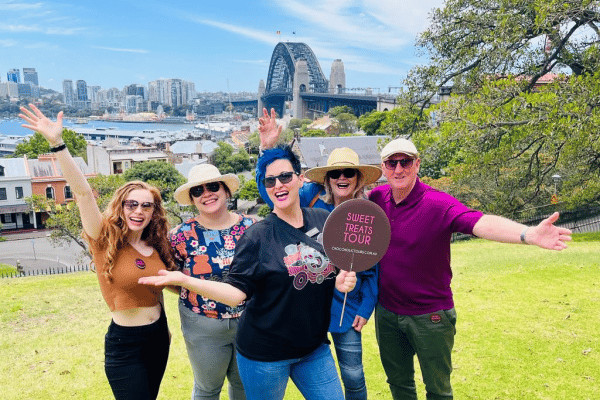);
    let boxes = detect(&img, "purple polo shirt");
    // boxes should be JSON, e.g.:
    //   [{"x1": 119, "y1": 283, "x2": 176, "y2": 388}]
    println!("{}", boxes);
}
[{"x1": 369, "y1": 179, "x2": 483, "y2": 315}]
